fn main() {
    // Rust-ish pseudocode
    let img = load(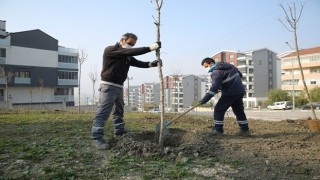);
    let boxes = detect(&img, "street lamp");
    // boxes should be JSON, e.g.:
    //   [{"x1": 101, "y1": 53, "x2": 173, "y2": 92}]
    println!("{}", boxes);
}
[
  {"x1": 285, "y1": 42, "x2": 295, "y2": 111},
  {"x1": 127, "y1": 76, "x2": 133, "y2": 106}
]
